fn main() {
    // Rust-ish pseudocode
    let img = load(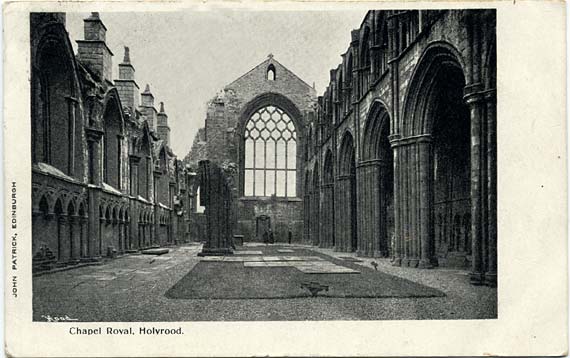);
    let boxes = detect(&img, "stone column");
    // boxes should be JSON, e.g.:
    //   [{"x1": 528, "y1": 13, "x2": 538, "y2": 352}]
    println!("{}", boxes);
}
[
  {"x1": 390, "y1": 136, "x2": 403, "y2": 266},
  {"x1": 58, "y1": 214, "x2": 69, "y2": 263},
  {"x1": 485, "y1": 90, "x2": 497, "y2": 286},
  {"x1": 409, "y1": 143, "x2": 419, "y2": 268},
  {"x1": 304, "y1": 193, "x2": 311, "y2": 244},
  {"x1": 69, "y1": 215, "x2": 80, "y2": 261},
  {"x1": 334, "y1": 177, "x2": 347, "y2": 252},
  {"x1": 321, "y1": 183, "x2": 335, "y2": 248},
  {"x1": 79, "y1": 216, "x2": 88, "y2": 259},
  {"x1": 418, "y1": 137, "x2": 434, "y2": 268},
  {"x1": 357, "y1": 160, "x2": 383, "y2": 257},
  {"x1": 31, "y1": 209, "x2": 42, "y2": 255},
  {"x1": 465, "y1": 87, "x2": 486, "y2": 285},
  {"x1": 377, "y1": 160, "x2": 390, "y2": 257},
  {"x1": 86, "y1": 128, "x2": 102, "y2": 260},
  {"x1": 118, "y1": 219, "x2": 124, "y2": 253},
  {"x1": 99, "y1": 216, "x2": 105, "y2": 256},
  {"x1": 401, "y1": 145, "x2": 410, "y2": 266}
]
